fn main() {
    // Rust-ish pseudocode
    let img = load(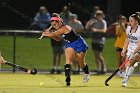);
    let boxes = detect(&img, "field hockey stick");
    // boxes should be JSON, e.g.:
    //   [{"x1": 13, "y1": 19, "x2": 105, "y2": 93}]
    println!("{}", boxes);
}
[
  {"x1": 38, "y1": 3, "x2": 71, "y2": 40},
  {"x1": 104, "y1": 57, "x2": 130, "y2": 86},
  {"x1": 2, "y1": 2, "x2": 32, "y2": 23},
  {"x1": 3, "y1": 61, "x2": 37, "y2": 75},
  {"x1": 38, "y1": 26, "x2": 52, "y2": 40}
]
